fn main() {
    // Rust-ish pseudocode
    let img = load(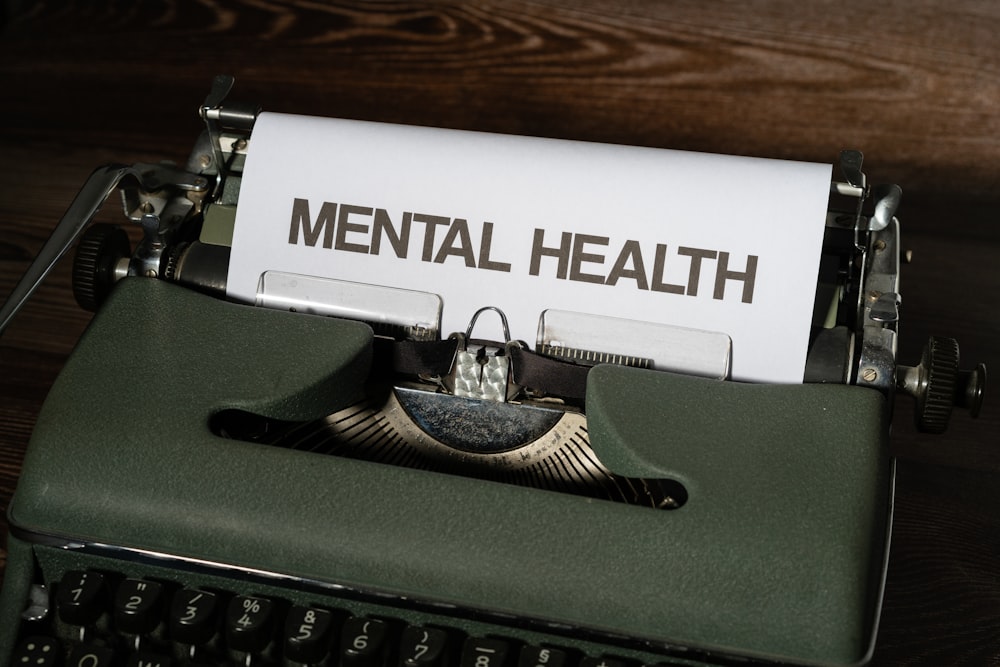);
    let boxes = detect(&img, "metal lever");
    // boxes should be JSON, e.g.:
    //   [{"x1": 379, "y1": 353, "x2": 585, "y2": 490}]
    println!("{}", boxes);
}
[
  {"x1": 199, "y1": 74, "x2": 259, "y2": 194},
  {"x1": 200, "y1": 74, "x2": 258, "y2": 130},
  {"x1": 201, "y1": 73, "x2": 235, "y2": 113},
  {"x1": 840, "y1": 149, "x2": 866, "y2": 189},
  {"x1": 869, "y1": 183, "x2": 902, "y2": 231},
  {"x1": 0, "y1": 164, "x2": 208, "y2": 338},
  {"x1": 839, "y1": 149, "x2": 870, "y2": 254}
]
